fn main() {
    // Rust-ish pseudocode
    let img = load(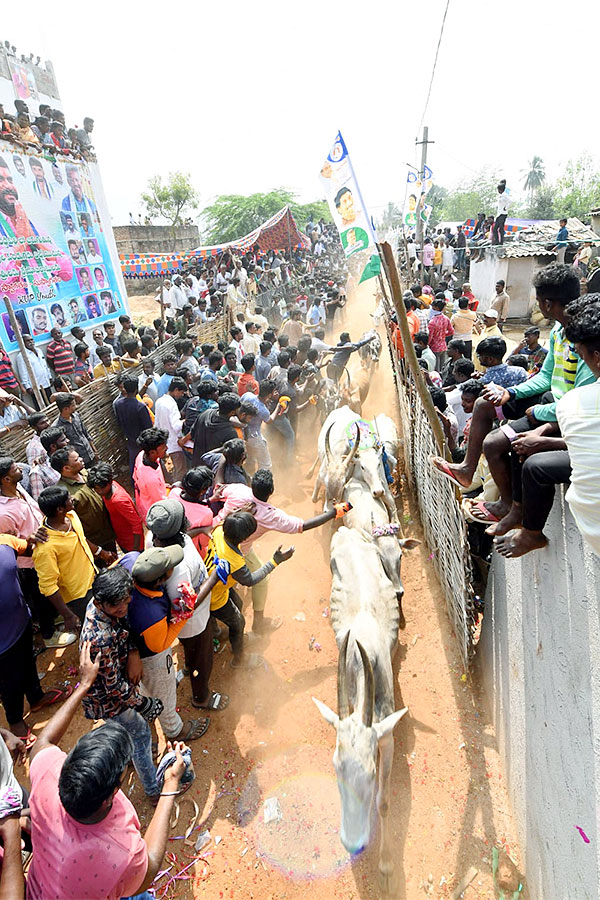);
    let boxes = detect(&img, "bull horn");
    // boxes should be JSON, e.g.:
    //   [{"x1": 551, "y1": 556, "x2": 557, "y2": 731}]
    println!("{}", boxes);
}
[
  {"x1": 325, "y1": 423, "x2": 334, "y2": 463},
  {"x1": 356, "y1": 640, "x2": 375, "y2": 728},
  {"x1": 337, "y1": 631, "x2": 350, "y2": 720},
  {"x1": 344, "y1": 421, "x2": 360, "y2": 465},
  {"x1": 344, "y1": 367, "x2": 351, "y2": 389}
]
